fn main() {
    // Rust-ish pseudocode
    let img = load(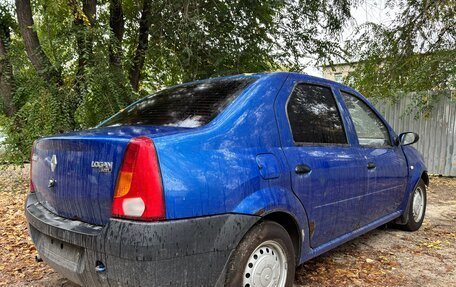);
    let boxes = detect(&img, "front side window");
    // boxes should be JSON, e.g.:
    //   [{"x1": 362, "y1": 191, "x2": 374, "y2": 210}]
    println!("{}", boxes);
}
[
  {"x1": 341, "y1": 91, "x2": 391, "y2": 147},
  {"x1": 287, "y1": 84, "x2": 347, "y2": 144},
  {"x1": 99, "y1": 77, "x2": 256, "y2": 128}
]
